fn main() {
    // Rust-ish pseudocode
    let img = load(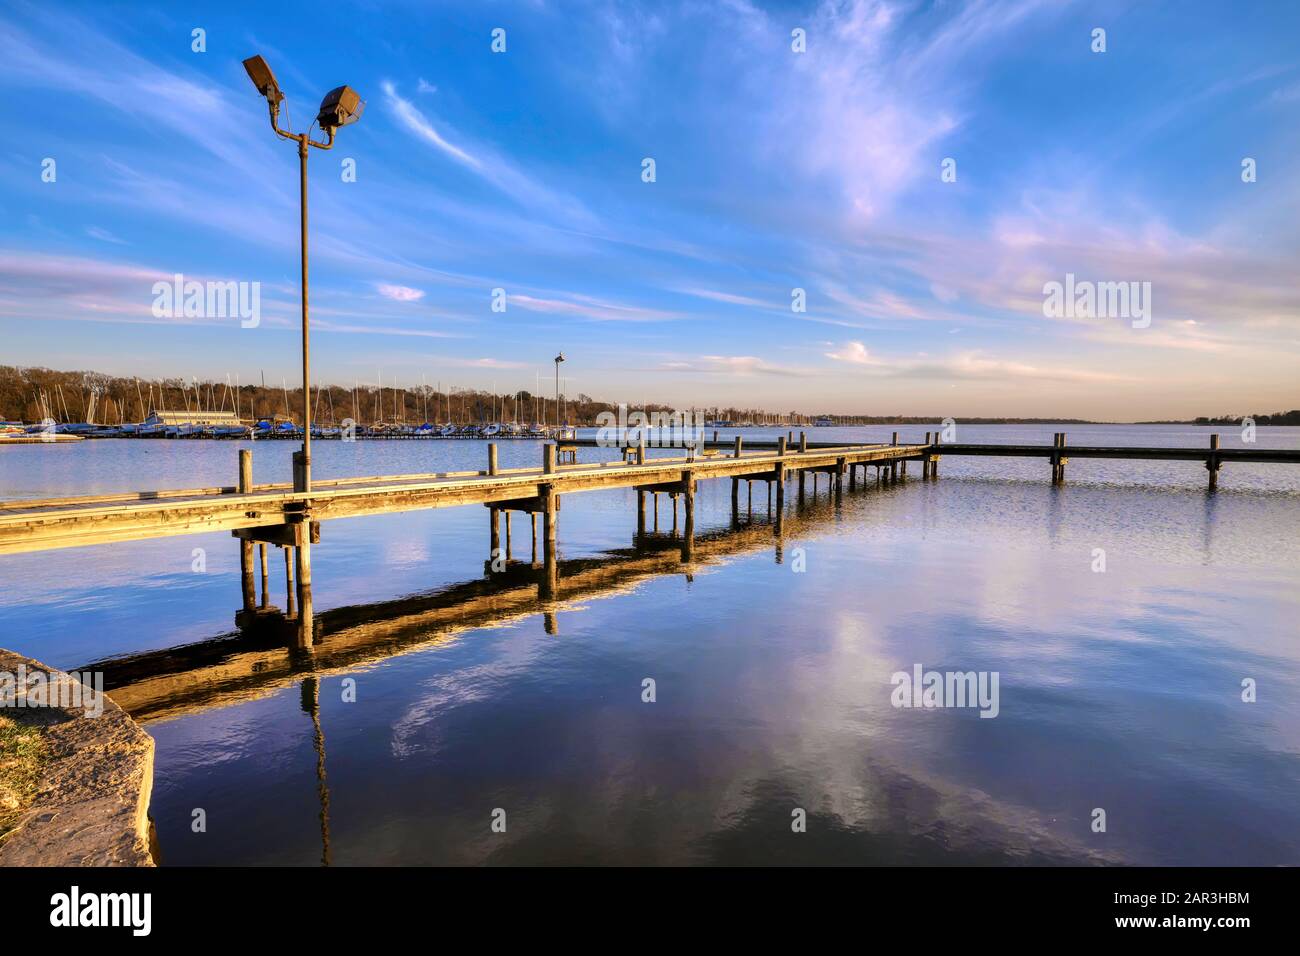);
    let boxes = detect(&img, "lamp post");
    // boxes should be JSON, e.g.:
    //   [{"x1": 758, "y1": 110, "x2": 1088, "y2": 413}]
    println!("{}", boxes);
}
[
  {"x1": 243, "y1": 55, "x2": 364, "y2": 493},
  {"x1": 553, "y1": 353, "x2": 565, "y2": 428}
]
